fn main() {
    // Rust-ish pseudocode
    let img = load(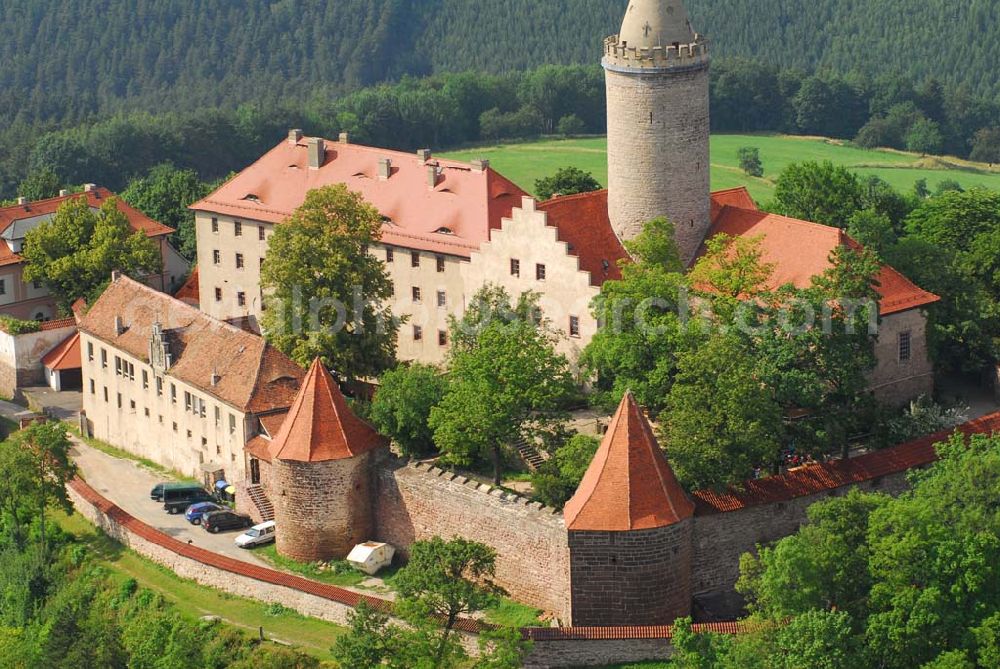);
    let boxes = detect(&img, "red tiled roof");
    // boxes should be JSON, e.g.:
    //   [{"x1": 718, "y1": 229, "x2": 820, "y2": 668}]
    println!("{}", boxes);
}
[
  {"x1": 537, "y1": 190, "x2": 628, "y2": 287},
  {"x1": 41, "y1": 331, "x2": 81, "y2": 371},
  {"x1": 191, "y1": 138, "x2": 529, "y2": 259},
  {"x1": 565, "y1": 392, "x2": 694, "y2": 531},
  {"x1": 0, "y1": 188, "x2": 173, "y2": 239},
  {"x1": 710, "y1": 186, "x2": 758, "y2": 220},
  {"x1": 40, "y1": 317, "x2": 76, "y2": 331},
  {"x1": 79, "y1": 275, "x2": 304, "y2": 413},
  {"x1": 269, "y1": 358, "x2": 386, "y2": 462},
  {"x1": 705, "y1": 205, "x2": 940, "y2": 316},
  {"x1": 693, "y1": 411, "x2": 1000, "y2": 514},
  {"x1": 245, "y1": 435, "x2": 273, "y2": 463},
  {"x1": 174, "y1": 268, "x2": 199, "y2": 305}
]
